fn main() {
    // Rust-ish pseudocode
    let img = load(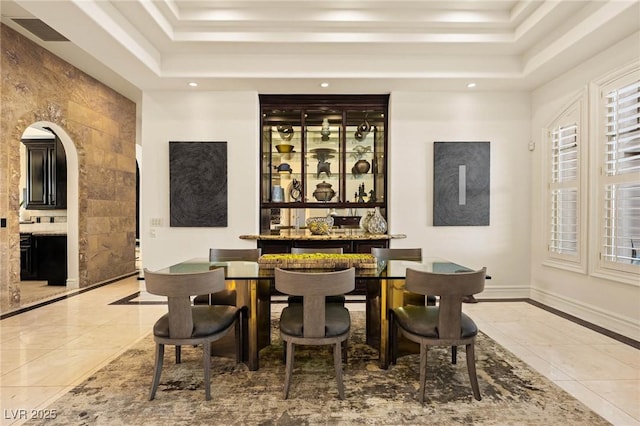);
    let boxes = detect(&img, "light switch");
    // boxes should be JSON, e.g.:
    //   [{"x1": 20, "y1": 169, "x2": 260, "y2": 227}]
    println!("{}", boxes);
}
[
  {"x1": 150, "y1": 218, "x2": 162, "y2": 227},
  {"x1": 150, "y1": 229, "x2": 157, "y2": 238}
]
